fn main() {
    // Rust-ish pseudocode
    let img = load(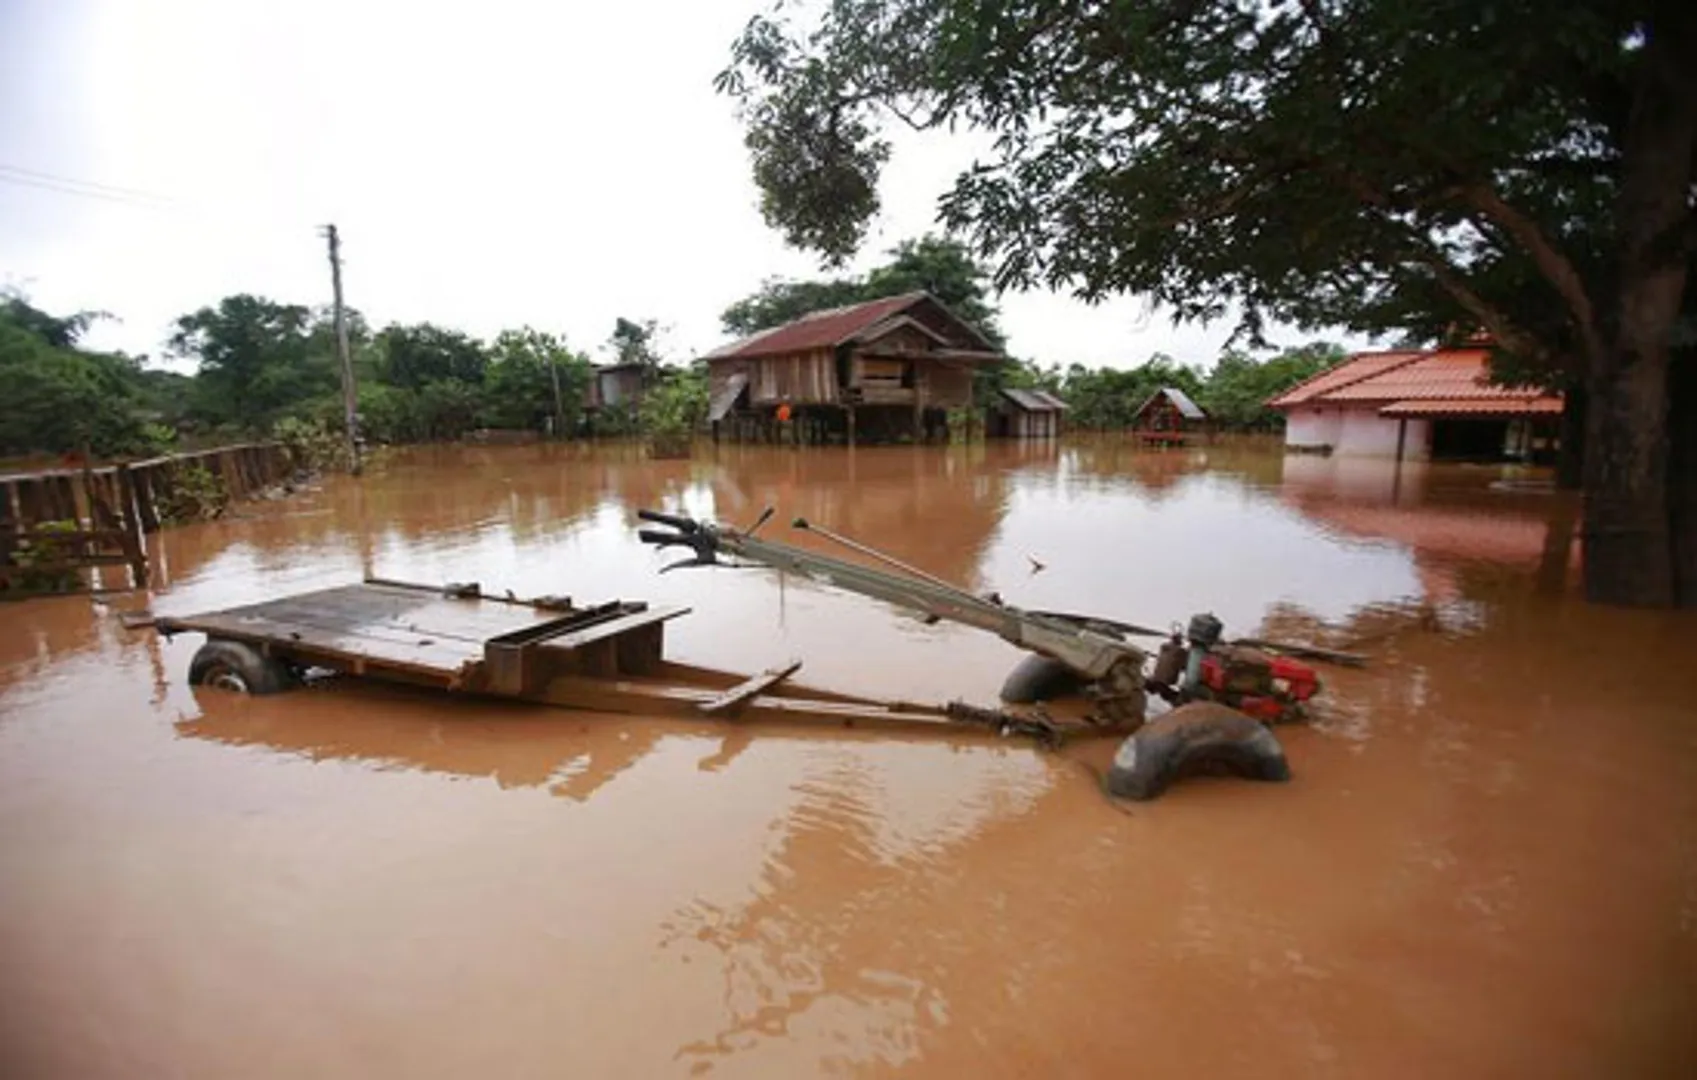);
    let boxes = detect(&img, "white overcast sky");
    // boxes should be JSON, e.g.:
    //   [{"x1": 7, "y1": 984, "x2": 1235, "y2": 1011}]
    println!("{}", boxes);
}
[{"x1": 1, "y1": 0, "x2": 1365, "y2": 370}]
